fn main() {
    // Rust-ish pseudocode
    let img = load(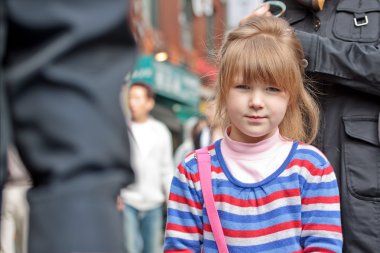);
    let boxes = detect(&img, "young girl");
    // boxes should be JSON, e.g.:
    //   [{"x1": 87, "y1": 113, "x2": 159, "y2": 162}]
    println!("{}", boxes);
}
[{"x1": 164, "y1": 16, "x2": 342, "y2": 253}]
